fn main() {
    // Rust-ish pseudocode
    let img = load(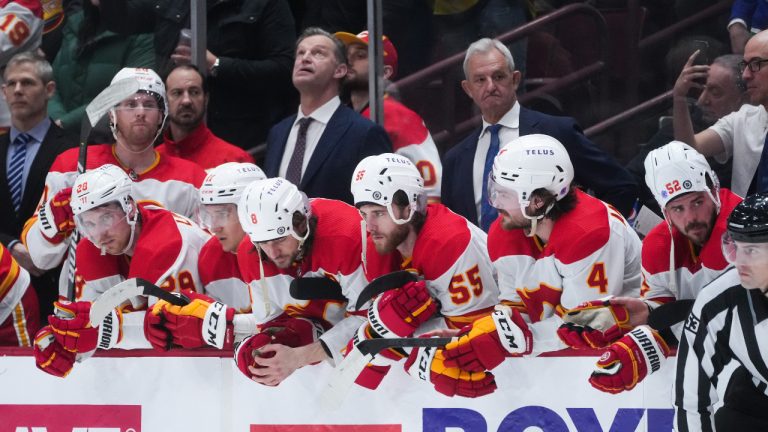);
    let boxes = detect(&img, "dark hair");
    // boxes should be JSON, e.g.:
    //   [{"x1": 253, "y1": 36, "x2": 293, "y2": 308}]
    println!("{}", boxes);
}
[
  {"x1": 392, "y1": 190, "x2": 426, "y2": 233},
  {"x1": 529, "y1": 187, "x2": 578, "y2": 221},
  {"x1": 254, "y1": 213, "x2": 318, "y2": 262},
  {"x1": 296, "y1": 27, "x2": 347, "y2": 66},
  {"x1": 168, "y1": 64, "x2": 209, "y2": 94}
]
